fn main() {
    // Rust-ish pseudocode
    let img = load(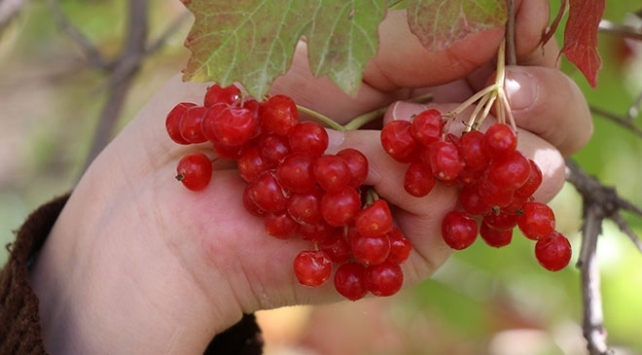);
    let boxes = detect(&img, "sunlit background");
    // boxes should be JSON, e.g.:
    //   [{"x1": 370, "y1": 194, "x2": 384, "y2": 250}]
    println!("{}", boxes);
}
[{"x1": 1, "y1": 1, "x2": 641, "y2": 354}]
